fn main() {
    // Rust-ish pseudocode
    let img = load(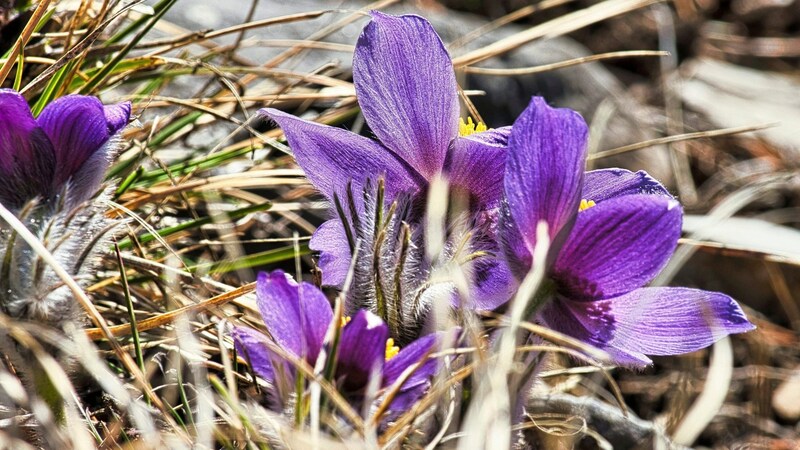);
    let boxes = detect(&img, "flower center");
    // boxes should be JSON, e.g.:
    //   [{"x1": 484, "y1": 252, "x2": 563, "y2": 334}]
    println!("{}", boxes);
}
[
  {"x1": 385, "y1": 338, "x2": 400, "y2": 360},
  {"x1": 579, "y1": 199, "x2": 596, "y2": 211},
  {"x1": 458, "y1": 117, "x2": 487, "y2": 137}
]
